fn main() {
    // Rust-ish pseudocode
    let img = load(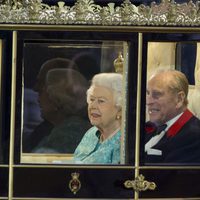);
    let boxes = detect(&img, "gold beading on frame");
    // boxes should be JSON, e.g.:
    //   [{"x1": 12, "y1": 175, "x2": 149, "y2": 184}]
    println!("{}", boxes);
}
[{"x1": 0, "y1": 0, "x2": 200, "y2": 26}]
